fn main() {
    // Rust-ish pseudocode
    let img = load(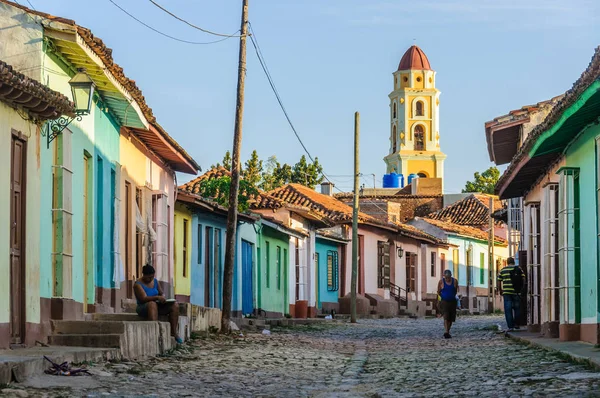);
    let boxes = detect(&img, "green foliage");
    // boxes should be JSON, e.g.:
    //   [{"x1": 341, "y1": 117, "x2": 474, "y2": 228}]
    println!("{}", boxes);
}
[
  {"x1": 462, "y1": 167, "x2": 500, "y2": 194},
  {"x1": 196, "y1": 175, "x2": 259, "y2": 212},
  {"x1": 291, "y1": 155, "x2": 324, "y2": 189},
  {"x1": 243, "y1": 150, "x2": 263, "y2": 187}
]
